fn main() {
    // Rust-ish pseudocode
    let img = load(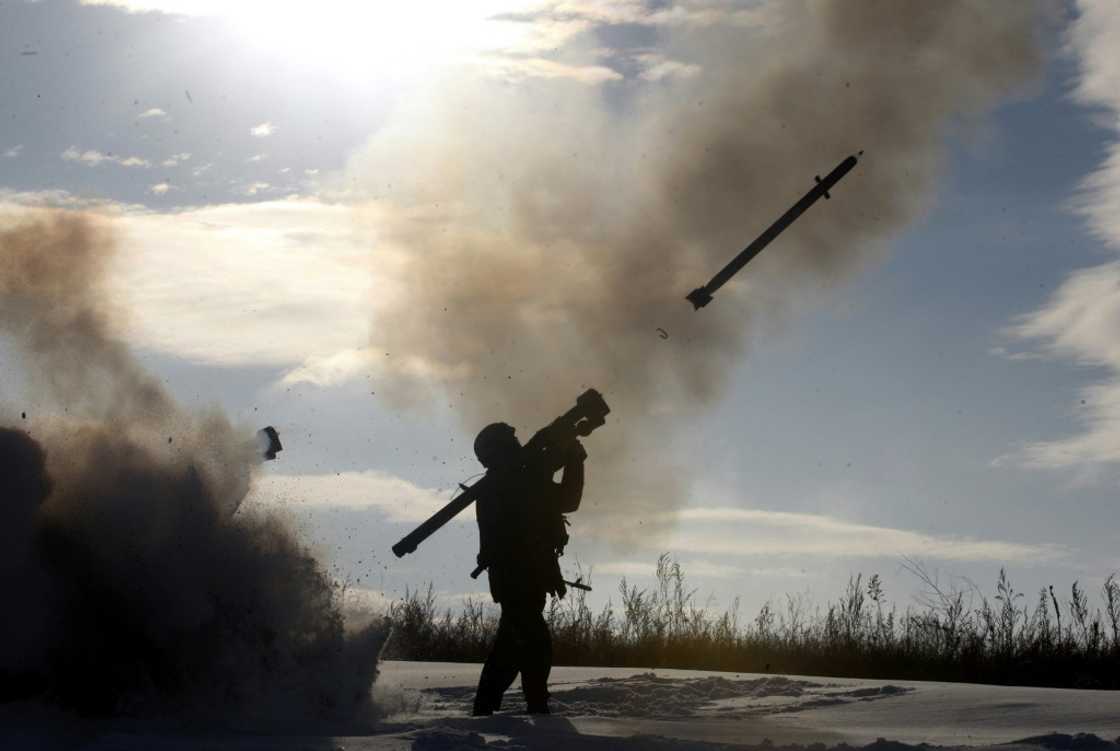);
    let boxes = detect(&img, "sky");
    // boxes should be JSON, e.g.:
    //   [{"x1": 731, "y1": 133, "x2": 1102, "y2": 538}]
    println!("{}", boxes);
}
[{"x1": 3, "y1": 0, "x2": 1120, "y2": 621}]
